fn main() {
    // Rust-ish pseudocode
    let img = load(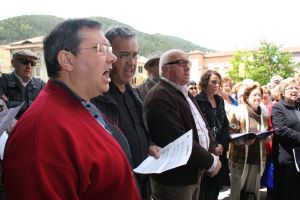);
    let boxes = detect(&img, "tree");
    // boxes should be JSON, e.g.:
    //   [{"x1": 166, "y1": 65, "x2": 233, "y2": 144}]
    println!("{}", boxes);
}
[
  {"x1": 227, "y1": 40, "x2": 296, "y2": 85},
  {"x1": 249, "y1": 40, "x2": 295, "y2": 85},
  {"x1": 227, "y1": 50, "x2": 253, "y2": 83},
  {"x1": 0, "y1": 15, "x2": 213, "y2": 56}
]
